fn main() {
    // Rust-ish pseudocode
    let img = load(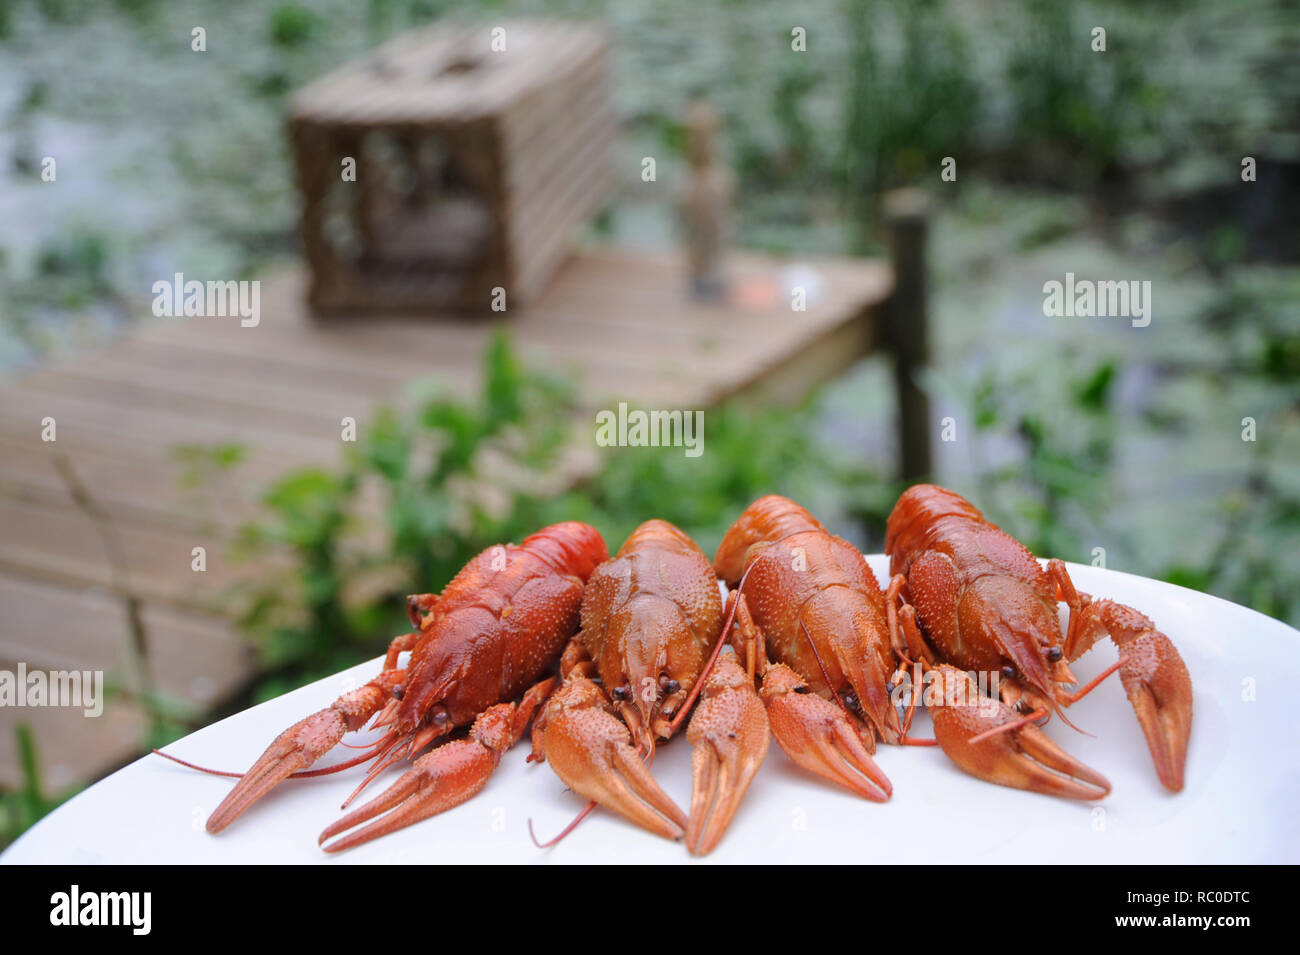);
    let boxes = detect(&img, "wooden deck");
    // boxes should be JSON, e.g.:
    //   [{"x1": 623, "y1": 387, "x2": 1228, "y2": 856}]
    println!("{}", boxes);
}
[{"x1": 0, "y1": 245, "x2": 893, "y2": 790}]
